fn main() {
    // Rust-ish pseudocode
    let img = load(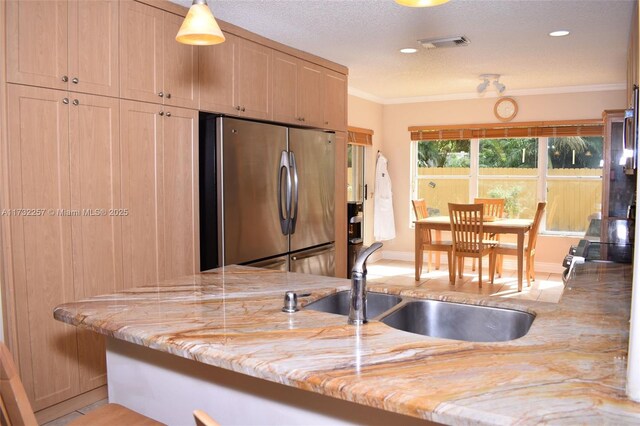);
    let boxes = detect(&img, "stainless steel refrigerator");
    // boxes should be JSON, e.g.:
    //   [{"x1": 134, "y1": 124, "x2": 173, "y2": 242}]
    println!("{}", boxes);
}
[{"x1": 199, "y1": 115, "x2": 335, "y2": 276}]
